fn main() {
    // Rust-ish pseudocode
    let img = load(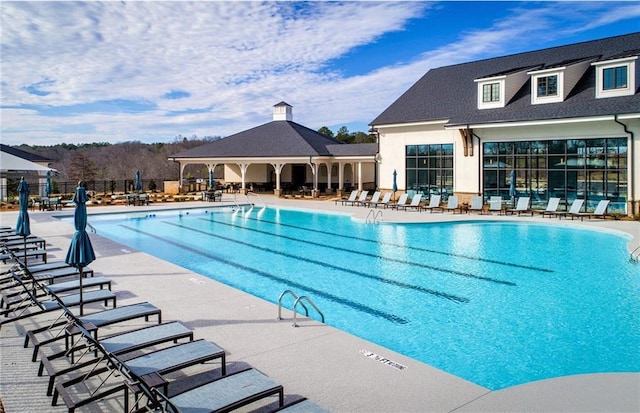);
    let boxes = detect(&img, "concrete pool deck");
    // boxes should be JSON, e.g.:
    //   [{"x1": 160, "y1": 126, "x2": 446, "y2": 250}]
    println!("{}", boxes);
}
[{"x1": 1, "y1": 195, "x2": 639, "y2": 412}]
